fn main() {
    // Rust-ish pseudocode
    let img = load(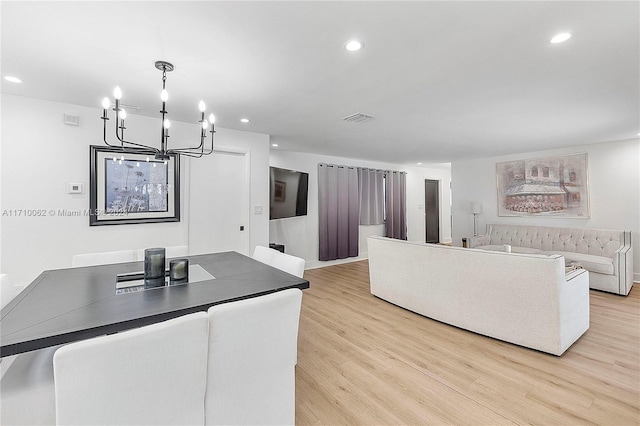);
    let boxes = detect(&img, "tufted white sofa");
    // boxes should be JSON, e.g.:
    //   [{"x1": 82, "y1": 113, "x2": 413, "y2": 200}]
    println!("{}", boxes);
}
[
  {"x1": 367, "y1": 236, "x2": 589, "y2": 356},
  {"x1": 469, "y1": 224, "x2": 633, "y2": 295}
]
